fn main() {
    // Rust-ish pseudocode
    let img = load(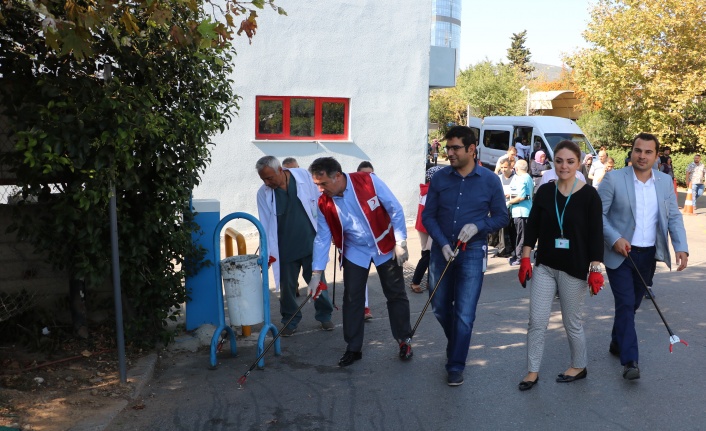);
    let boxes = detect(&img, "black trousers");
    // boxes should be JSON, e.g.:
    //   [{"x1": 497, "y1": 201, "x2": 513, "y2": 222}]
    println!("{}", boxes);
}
[
  {"x1": 342, "y1": 257, "x2": 412, "y2": 352},
  {"x1": 513, "y1": 216, "x2": 527, "y2": 260},
  {"x1": 497, "y1": 218, "x2": 516, "y2": 257},
  {"x1": 411, "y1": 250, "x2": 430, "y2": 285}
]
